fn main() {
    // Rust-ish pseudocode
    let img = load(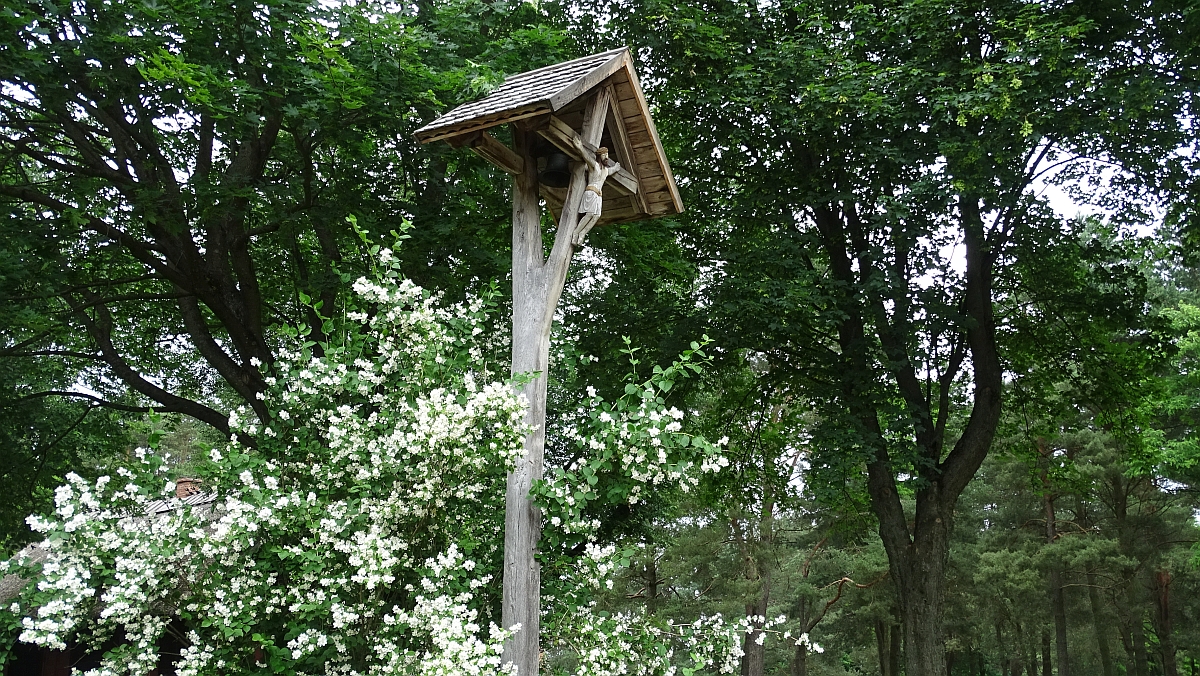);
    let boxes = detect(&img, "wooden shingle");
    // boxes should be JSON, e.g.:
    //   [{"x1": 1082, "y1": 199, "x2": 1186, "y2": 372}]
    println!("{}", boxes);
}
[{"x1": 415, "y1": 48, "x2": 683, "y2": 224}]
